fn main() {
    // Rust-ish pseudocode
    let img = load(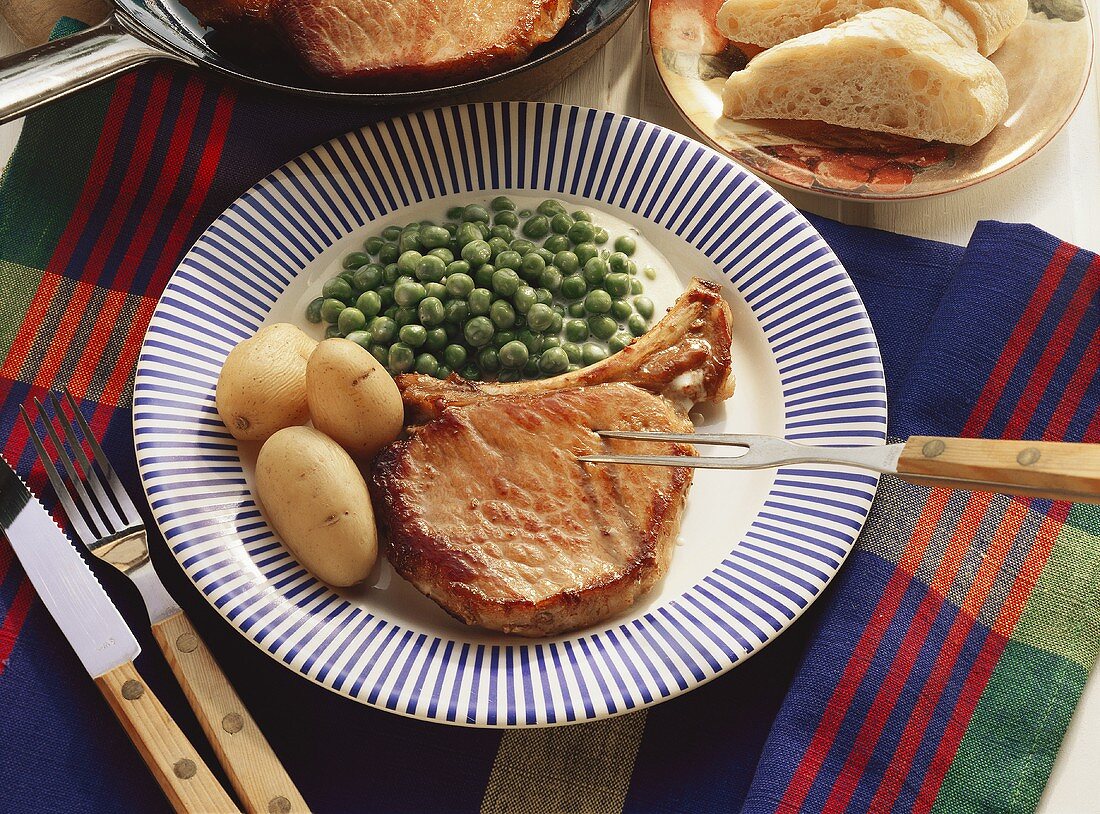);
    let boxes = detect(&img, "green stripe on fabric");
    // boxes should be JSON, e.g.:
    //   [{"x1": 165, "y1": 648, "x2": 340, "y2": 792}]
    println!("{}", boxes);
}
[
  {"x1": 0, "y1": 261, "x2": 43, "y2": 358},
  {"x1": 0, "y1": 37, "x2": 112, "y2": 270},
  {"x1": 1010, "y1": 504, "x2": 1100, "y2": 669},
  {"x1": 931, "y1": 640, "x2": 1088, "y2": 814}
]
